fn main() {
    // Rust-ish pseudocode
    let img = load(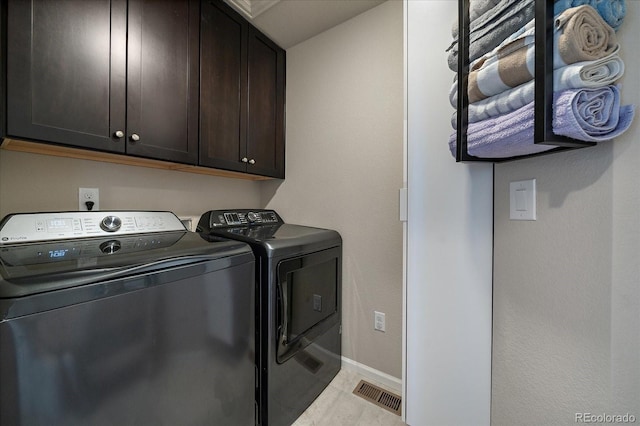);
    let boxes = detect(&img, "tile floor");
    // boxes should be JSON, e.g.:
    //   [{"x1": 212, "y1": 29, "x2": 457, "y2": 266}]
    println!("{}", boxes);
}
[{"x1": 292, "y1": 369, "x2": 407, "y2": 426}]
